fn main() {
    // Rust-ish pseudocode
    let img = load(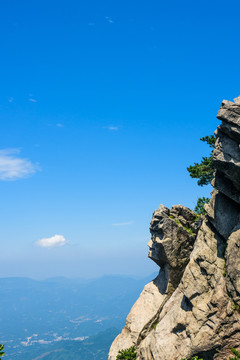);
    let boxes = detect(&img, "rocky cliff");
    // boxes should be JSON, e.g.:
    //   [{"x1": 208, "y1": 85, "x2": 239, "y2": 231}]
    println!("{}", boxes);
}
[{"x1": 108, "y1": 97, "x2": 240, "y2": 360}]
